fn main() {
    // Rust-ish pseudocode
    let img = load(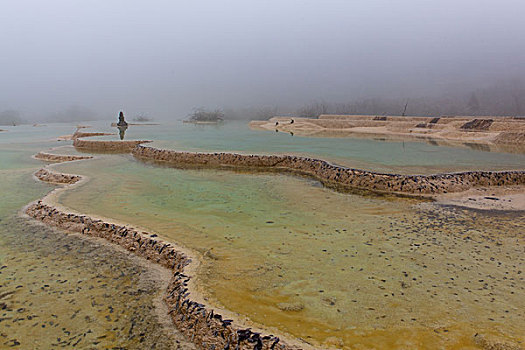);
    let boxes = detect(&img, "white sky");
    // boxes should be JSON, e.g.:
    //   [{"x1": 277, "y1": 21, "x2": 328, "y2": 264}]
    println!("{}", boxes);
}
[{"x1": 1, "y1": 0, "x2": 524, "y2": 119}]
